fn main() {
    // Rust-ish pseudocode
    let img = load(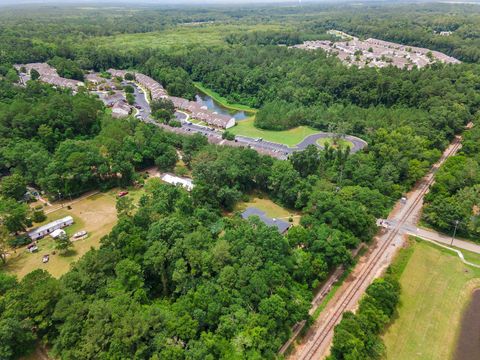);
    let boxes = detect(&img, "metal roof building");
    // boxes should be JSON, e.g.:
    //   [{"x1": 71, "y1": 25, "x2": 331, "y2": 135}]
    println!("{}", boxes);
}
[
  {"x1": 27, "y1": 216, "x2": 74, "y2": 240},
  {"x1": 241, "y1": 207, "x2": 291, "y2": 234}
]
